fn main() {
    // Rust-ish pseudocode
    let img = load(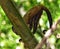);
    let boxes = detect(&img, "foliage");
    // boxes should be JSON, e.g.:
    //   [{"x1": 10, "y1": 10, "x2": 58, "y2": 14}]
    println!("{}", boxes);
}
[{"x1": 0, "y1": 0, "x2": 60, "y2": 49}]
